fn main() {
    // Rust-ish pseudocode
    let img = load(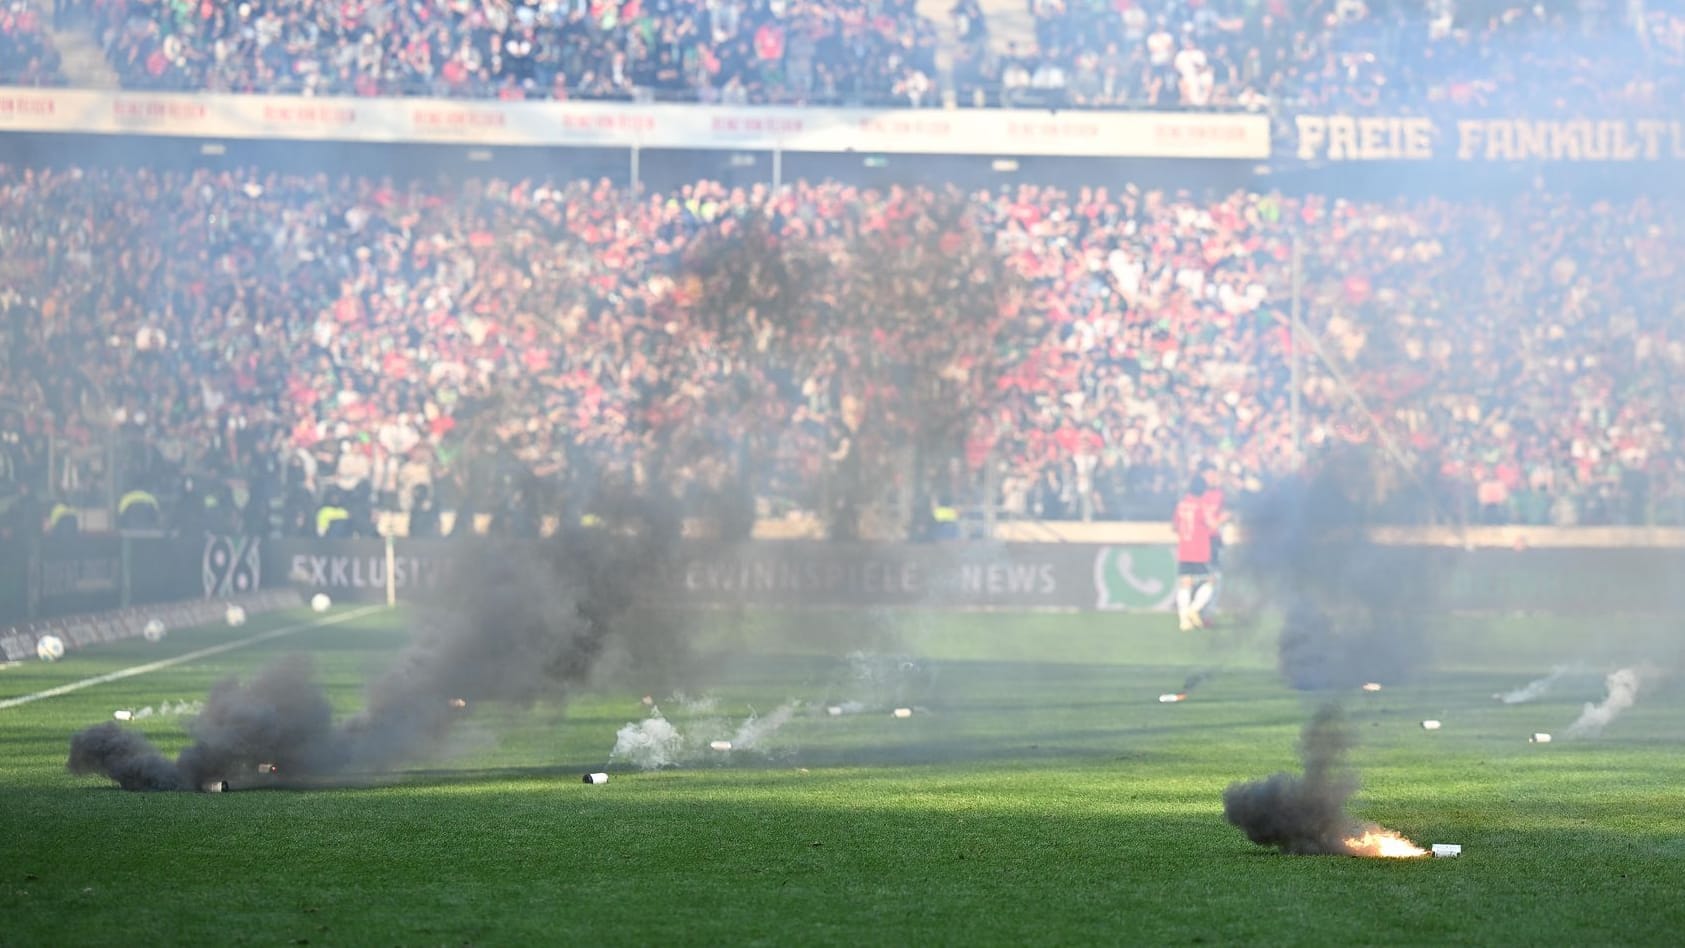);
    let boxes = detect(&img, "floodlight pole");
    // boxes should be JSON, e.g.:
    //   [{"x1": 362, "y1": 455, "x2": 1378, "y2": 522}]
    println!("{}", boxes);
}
[{"x1": 630, "y1": 144, "x2": 641, "y2": 193}]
